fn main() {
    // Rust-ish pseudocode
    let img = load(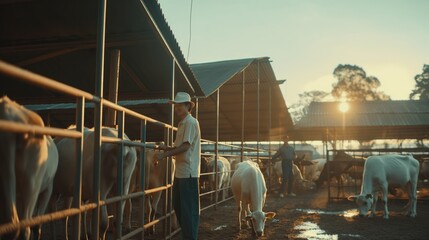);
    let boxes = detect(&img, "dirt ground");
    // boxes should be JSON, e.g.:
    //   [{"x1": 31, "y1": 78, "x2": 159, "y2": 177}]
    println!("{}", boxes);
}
[
  {"x1": 41, "y1": 186, "x2": 429, "y2": 239},
  {"x1": 170, "y1": 187, "x2": 429, "y2": 240}
]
